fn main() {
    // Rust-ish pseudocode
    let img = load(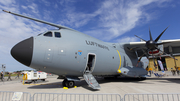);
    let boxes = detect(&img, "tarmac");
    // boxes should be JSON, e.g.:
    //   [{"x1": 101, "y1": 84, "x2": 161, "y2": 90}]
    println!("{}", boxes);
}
[{"x1": 0, "y1": 71, "x2": 180, "y2": 97}]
